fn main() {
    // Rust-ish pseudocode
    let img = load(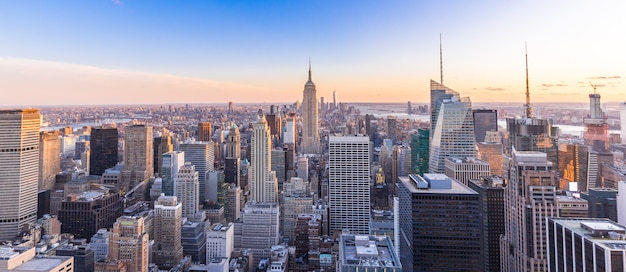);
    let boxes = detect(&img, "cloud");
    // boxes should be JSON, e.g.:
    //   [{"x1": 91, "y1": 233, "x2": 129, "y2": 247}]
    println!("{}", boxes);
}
[
  {"x1": 540, "y1": 83, "x2": 567, "y2": 87},
  {"x1": 484, "y1": 87, "x2": 505, "y2": 91},
  {"x1": 112, "y1": 0, "x2": 121, "y2": 5},
  {"x1": 586, "y1": 76, "x2": 621, "y2": 80}
]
